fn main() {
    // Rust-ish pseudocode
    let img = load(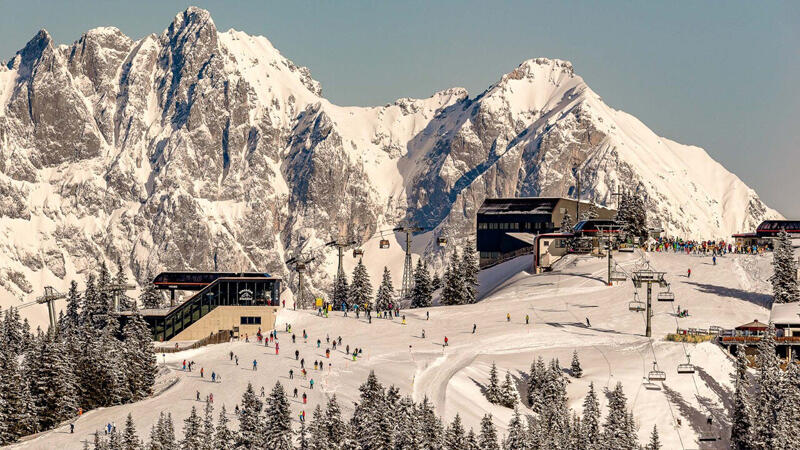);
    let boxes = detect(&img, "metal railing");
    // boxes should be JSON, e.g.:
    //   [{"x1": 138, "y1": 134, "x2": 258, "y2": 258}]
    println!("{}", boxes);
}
[{"x1": 156, "y1": 330, "x2": 231, "y2": 353}]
